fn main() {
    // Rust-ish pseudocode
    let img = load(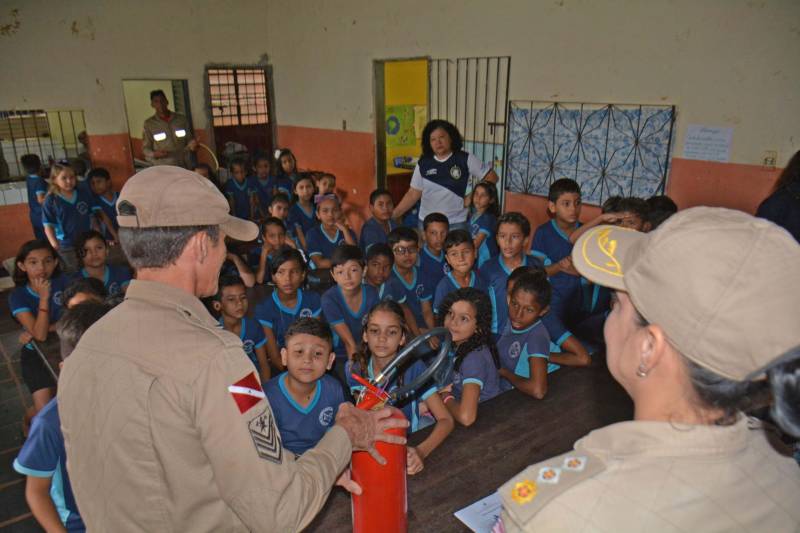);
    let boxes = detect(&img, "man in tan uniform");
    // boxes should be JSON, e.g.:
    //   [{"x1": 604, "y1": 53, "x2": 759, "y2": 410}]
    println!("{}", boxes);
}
[
  {"x1": 142, "y1": 89, "x2": 197, "y2": 168},
  {"x1": 58, "y1": 165, "x2": 408, "y2": 532},
  {"x1": 497, "y1": 207, "x2": 800, "y2": 532}
]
